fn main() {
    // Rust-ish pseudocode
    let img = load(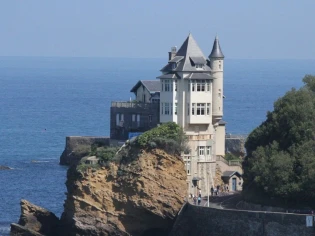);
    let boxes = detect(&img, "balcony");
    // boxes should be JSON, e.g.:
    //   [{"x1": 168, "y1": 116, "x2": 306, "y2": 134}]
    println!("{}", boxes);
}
[{"x1": 111, "y1": 101, "x2": 159, "y2": 109}]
